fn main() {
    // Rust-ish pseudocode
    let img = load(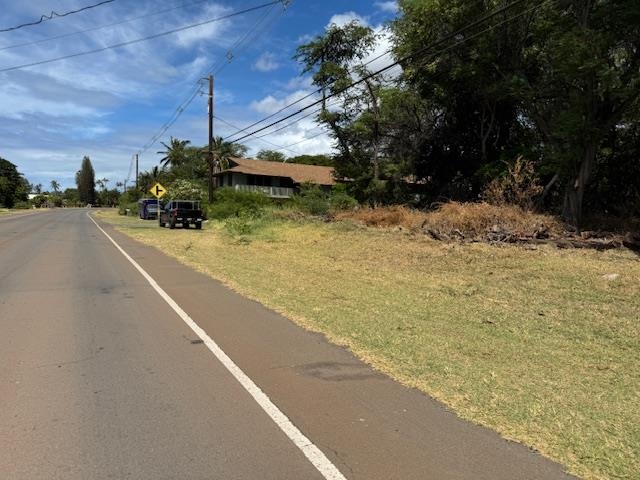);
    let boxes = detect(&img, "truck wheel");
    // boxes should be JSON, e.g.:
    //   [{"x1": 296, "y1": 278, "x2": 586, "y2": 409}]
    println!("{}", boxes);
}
[{"x1": 195, "y1": 222, "x2": 202, "y2": 230}]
